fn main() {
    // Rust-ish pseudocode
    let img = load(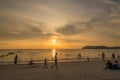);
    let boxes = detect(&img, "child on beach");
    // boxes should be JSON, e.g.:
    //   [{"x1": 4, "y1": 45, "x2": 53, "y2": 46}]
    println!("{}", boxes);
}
[{"x1": 29, "y1": 60, "x2": 34, "y2": 65}]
